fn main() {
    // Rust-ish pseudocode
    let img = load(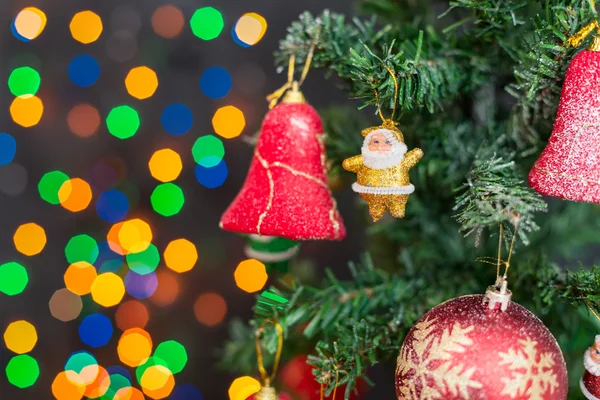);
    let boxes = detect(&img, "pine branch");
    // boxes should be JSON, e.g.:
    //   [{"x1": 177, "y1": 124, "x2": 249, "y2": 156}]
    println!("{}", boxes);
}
[
  {"x1": 276, "y1": 10, "x2": 489, "y2": 114},
  {"x1": 557, "y1": 266, "x2": 600, "y2": 313},
  {"x1": 453, "y1": 143, "x2": 547, "y2": 245}
]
